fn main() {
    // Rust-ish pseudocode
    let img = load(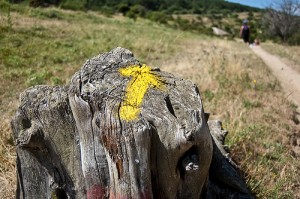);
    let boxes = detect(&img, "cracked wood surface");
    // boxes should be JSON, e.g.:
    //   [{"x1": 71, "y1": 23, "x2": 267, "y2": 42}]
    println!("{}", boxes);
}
[{"x1": 11, "y1": 47, "x2": 253, "y2": 199}]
